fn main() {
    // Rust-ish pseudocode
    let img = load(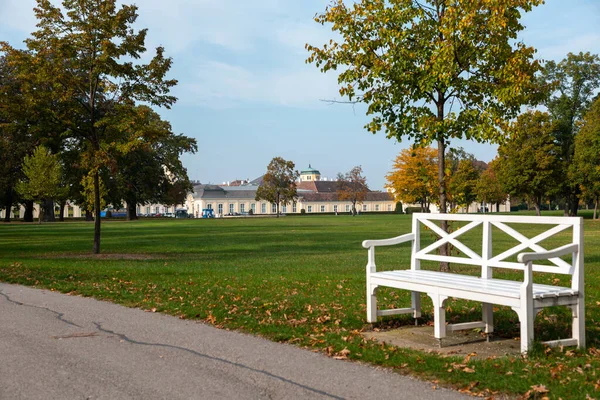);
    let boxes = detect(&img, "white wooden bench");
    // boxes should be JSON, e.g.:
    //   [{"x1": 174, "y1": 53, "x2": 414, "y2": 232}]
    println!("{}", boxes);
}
[{"x1": 363, "y1": 213, "x2": 585, "y2": 353}]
